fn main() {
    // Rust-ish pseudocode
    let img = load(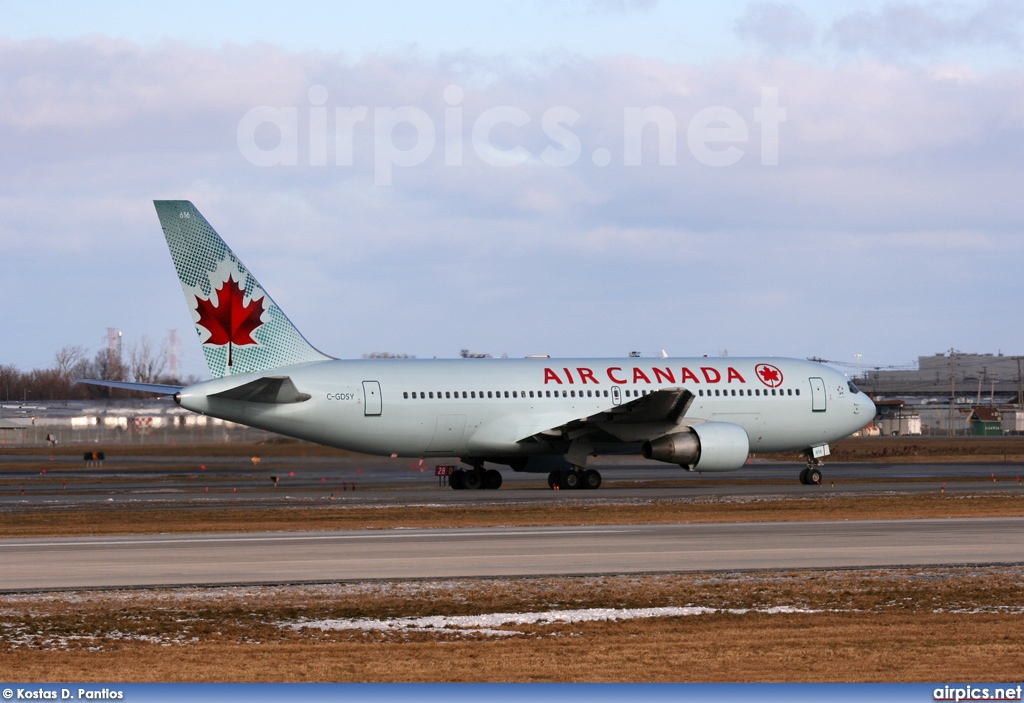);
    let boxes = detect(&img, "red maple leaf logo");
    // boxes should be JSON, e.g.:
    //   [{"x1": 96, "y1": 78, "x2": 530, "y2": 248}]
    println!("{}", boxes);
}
[
  {"x1": 755, "y1": 363, "x2": 784, "y2": 388},
  {"x1": 194, "y1": 274, "x2": 265, "y2": 367}
]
